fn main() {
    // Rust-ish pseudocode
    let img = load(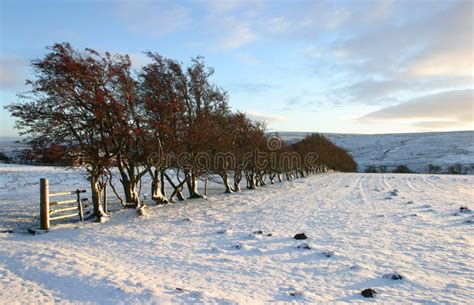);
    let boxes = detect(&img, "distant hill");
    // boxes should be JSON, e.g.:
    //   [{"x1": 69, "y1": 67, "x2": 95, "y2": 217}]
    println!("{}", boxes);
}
[
  {"x1": 2, "y1": 131, "x2": 473, "y2": 173},
  {"x1": 274, "y1": 131, "x2": 474, "y2": 174}
]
